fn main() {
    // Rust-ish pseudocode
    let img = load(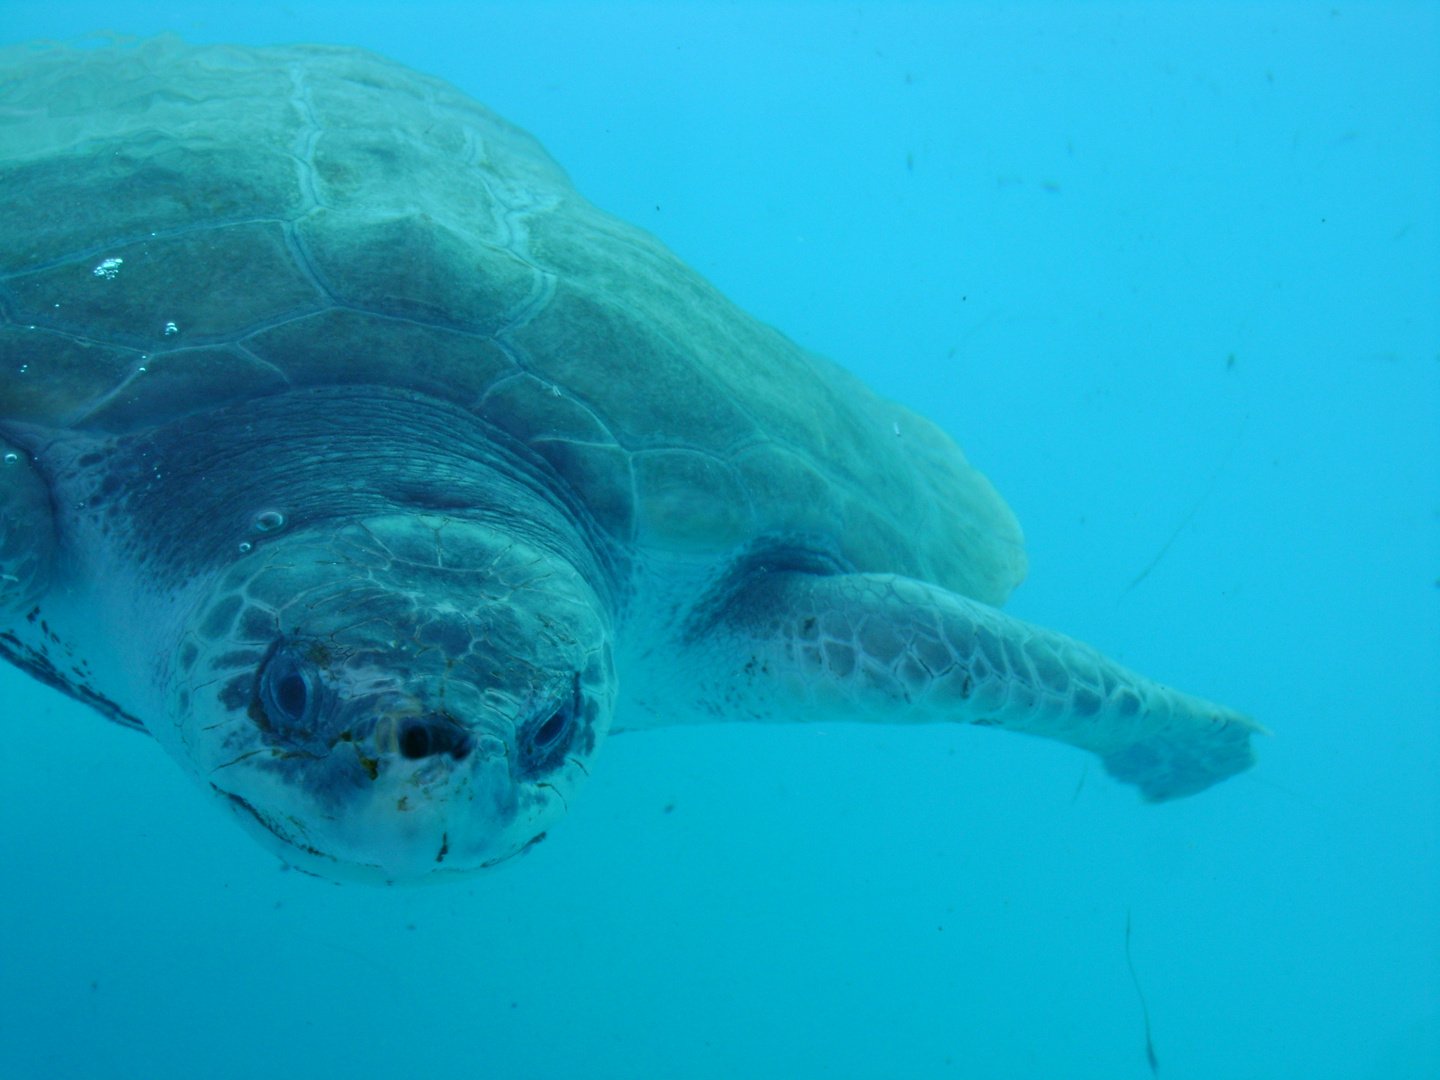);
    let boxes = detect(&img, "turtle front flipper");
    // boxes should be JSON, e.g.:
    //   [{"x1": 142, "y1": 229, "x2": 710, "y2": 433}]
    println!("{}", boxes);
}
[
  {"x1": 673, "y1": 570, "x2": 1261, "y2": 801},
  {"x1": 0, "y1": 436, "x2": 56, "y2": 613}
]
